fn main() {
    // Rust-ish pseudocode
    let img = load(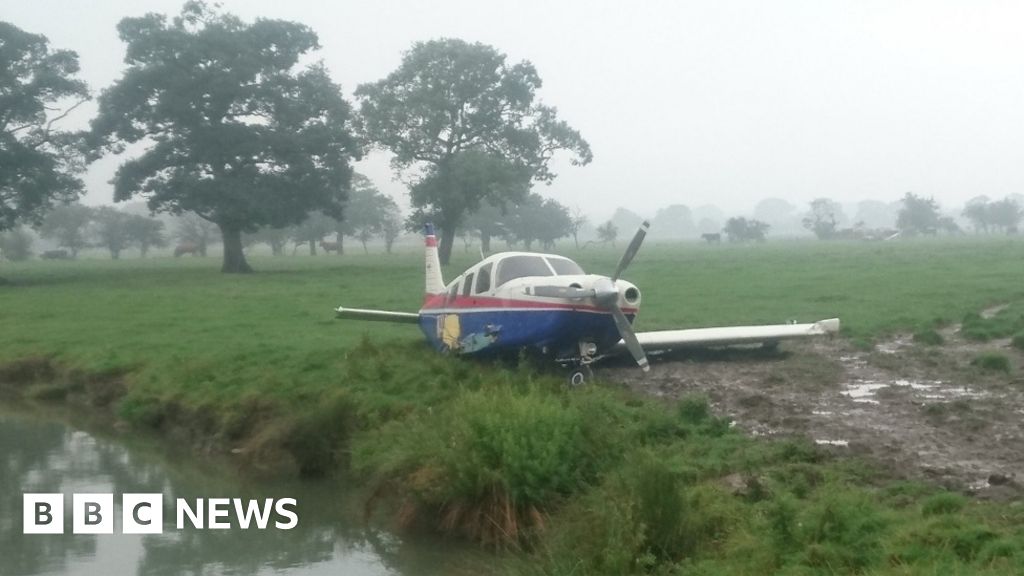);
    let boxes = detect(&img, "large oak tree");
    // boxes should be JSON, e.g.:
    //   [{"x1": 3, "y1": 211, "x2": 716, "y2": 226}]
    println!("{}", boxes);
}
[
  {"x1": 0, "y1": 22, "x2": 89, "y2": 231},
  {"x1": 356, "y1": 39, "x2": 591, "y2": 265},
  {"x1": 90, "y1": 2, "x2": 360, "y2": 272}
]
